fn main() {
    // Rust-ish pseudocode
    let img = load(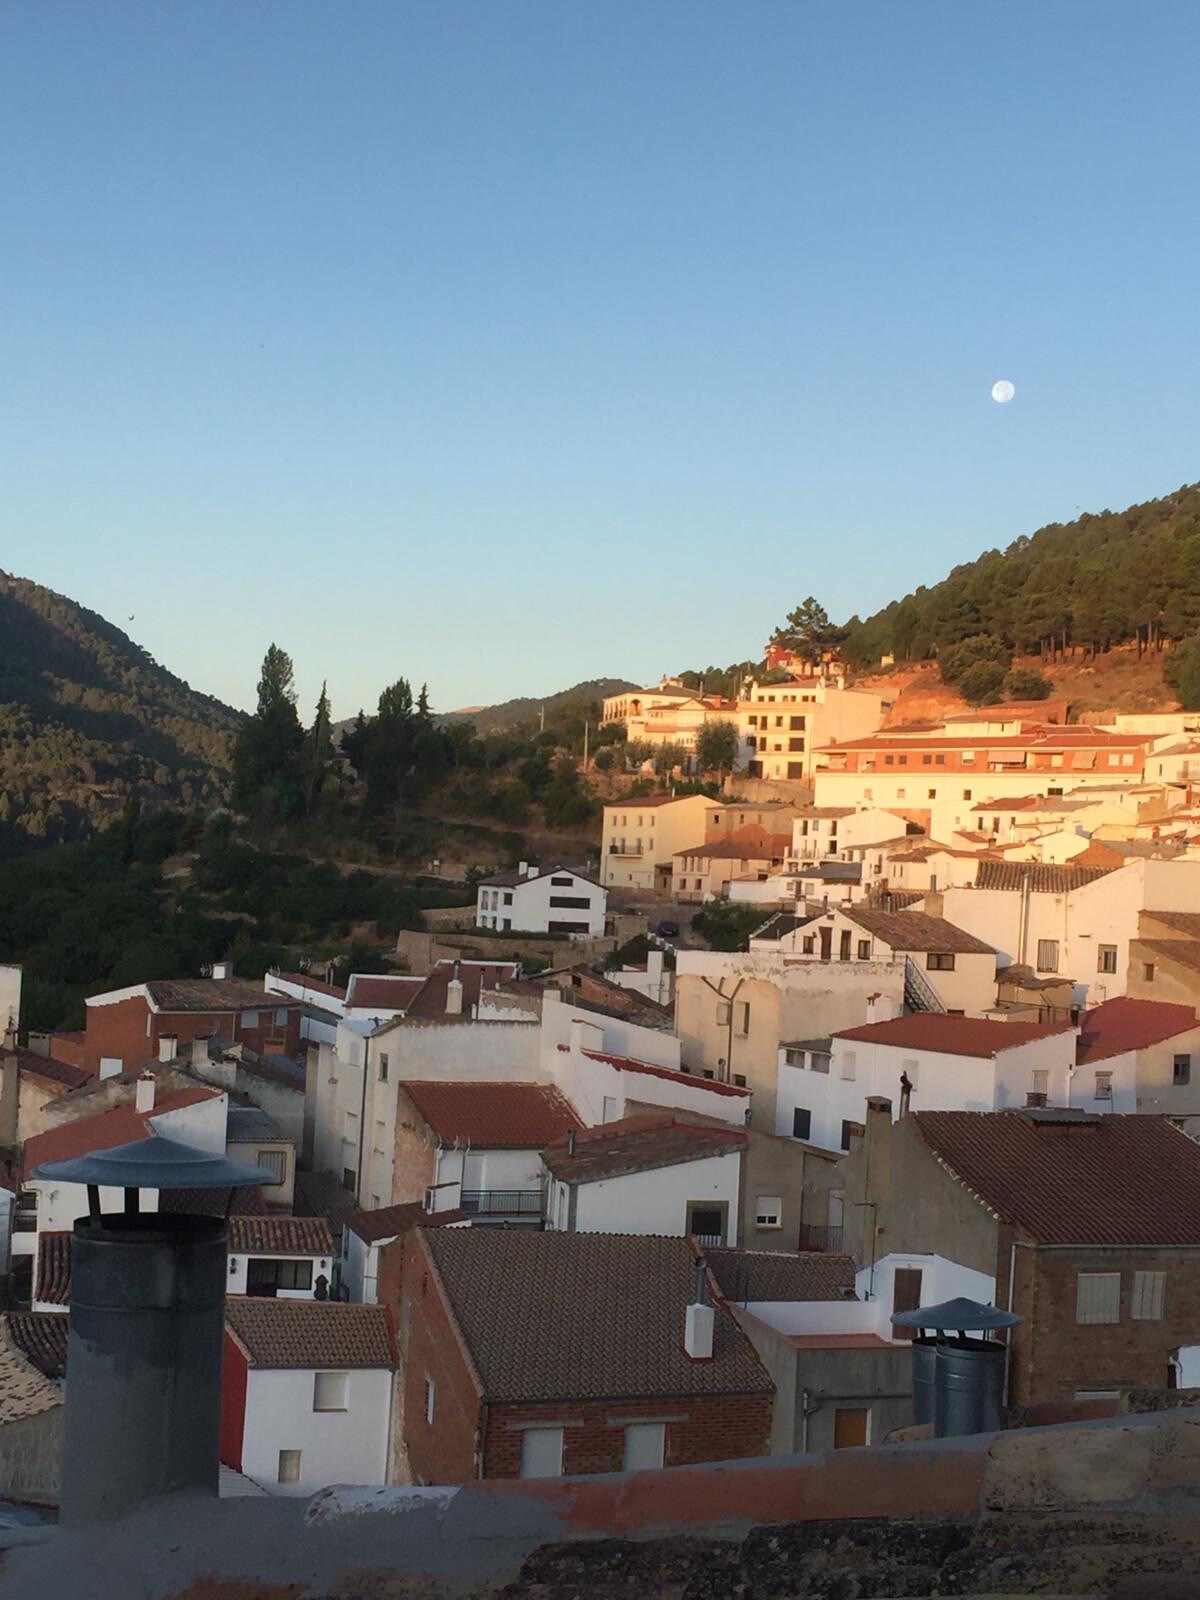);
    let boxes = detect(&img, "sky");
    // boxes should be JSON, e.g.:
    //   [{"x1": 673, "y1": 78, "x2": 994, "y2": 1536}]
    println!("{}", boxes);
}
[{"x1": 3, "y1": 3, "x2": 1199, "y2": 718}]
